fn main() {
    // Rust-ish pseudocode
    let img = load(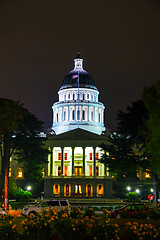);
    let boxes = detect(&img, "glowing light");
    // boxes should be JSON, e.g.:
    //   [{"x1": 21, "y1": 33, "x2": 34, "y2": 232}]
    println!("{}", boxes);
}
[
  {"x1": 27, "y1": 186, "x2": 31, "y2": 191},
  {"x1": 127, "y1": 186, "x2": 131, "y2": 191},
  {"x1": 135, "y1": 189, "x2": 140, "y2": 194}
]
